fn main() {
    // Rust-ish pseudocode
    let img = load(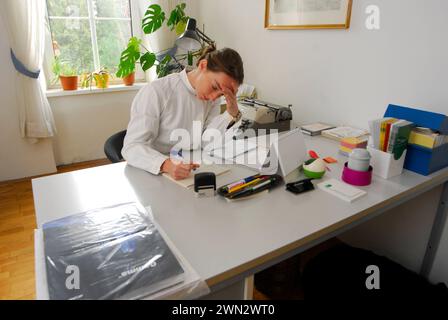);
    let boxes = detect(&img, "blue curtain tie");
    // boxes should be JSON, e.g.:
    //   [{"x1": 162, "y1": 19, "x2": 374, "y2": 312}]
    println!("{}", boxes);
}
[{"x1": 10, "y1": 49, "x2": 40, "y2": 79}]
